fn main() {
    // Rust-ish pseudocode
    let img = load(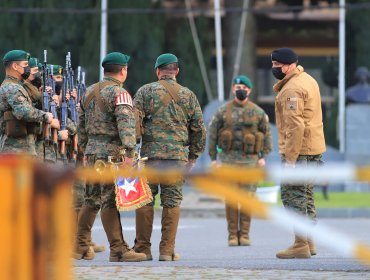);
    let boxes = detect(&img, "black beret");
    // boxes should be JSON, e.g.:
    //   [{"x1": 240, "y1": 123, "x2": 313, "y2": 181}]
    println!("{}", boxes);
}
[{"x1": 271, "y1": 47, "x2": 298, "y2": 64}]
